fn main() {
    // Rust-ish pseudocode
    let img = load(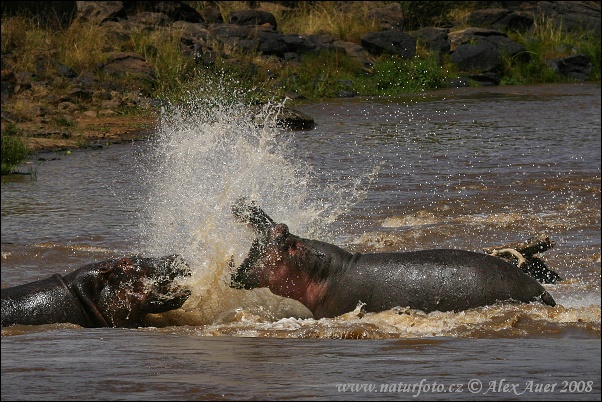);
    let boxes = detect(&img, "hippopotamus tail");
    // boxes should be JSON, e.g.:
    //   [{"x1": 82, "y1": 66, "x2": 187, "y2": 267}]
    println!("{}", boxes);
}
[
  {"x1": 232, "y1": 197, "x2": 275, "y2": 235},
  {"x1": 540, "y1": 290, "x2": 556, "y2": 307}
]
